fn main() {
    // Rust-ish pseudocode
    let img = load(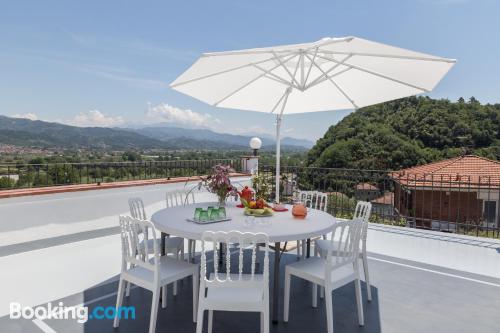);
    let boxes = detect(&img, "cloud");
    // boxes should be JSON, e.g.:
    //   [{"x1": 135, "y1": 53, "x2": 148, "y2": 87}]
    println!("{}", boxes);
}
[
  {"x1": 65, "y1": 110, "x2": 125, "y2": 127},
  {"x1": 146, "y1": 103, "x2": 220, "y2": 128},
  {"x1": 11, "y1": 113, "x2": 38, "y2": 121}
]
